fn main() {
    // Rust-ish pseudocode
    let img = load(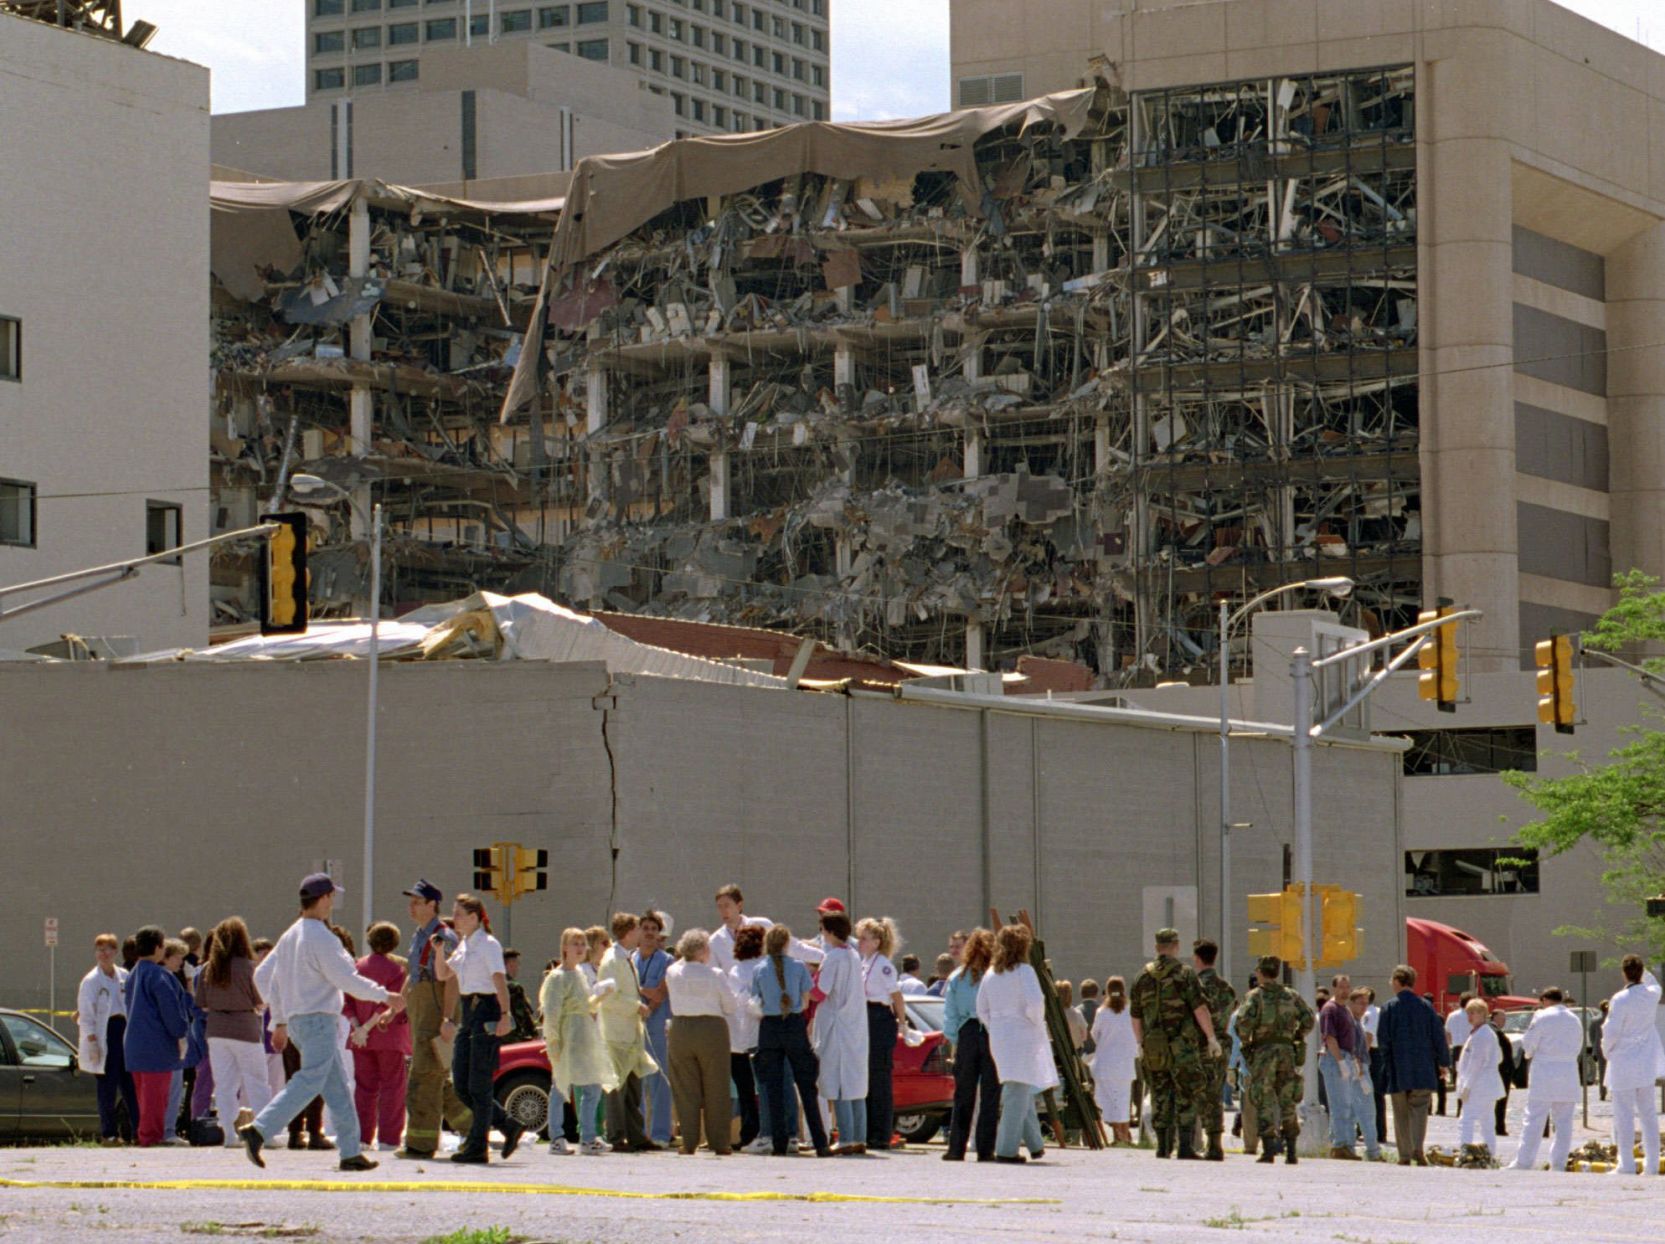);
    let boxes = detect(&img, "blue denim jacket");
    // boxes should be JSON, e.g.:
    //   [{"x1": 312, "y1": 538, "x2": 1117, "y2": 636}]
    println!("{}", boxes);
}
[
  {"x1": 751, "y1": 955, "x2": 815, "y2": 1015},
  {"x1": 942, "y1": 966, "x2": 980, "y2": 1044}
]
